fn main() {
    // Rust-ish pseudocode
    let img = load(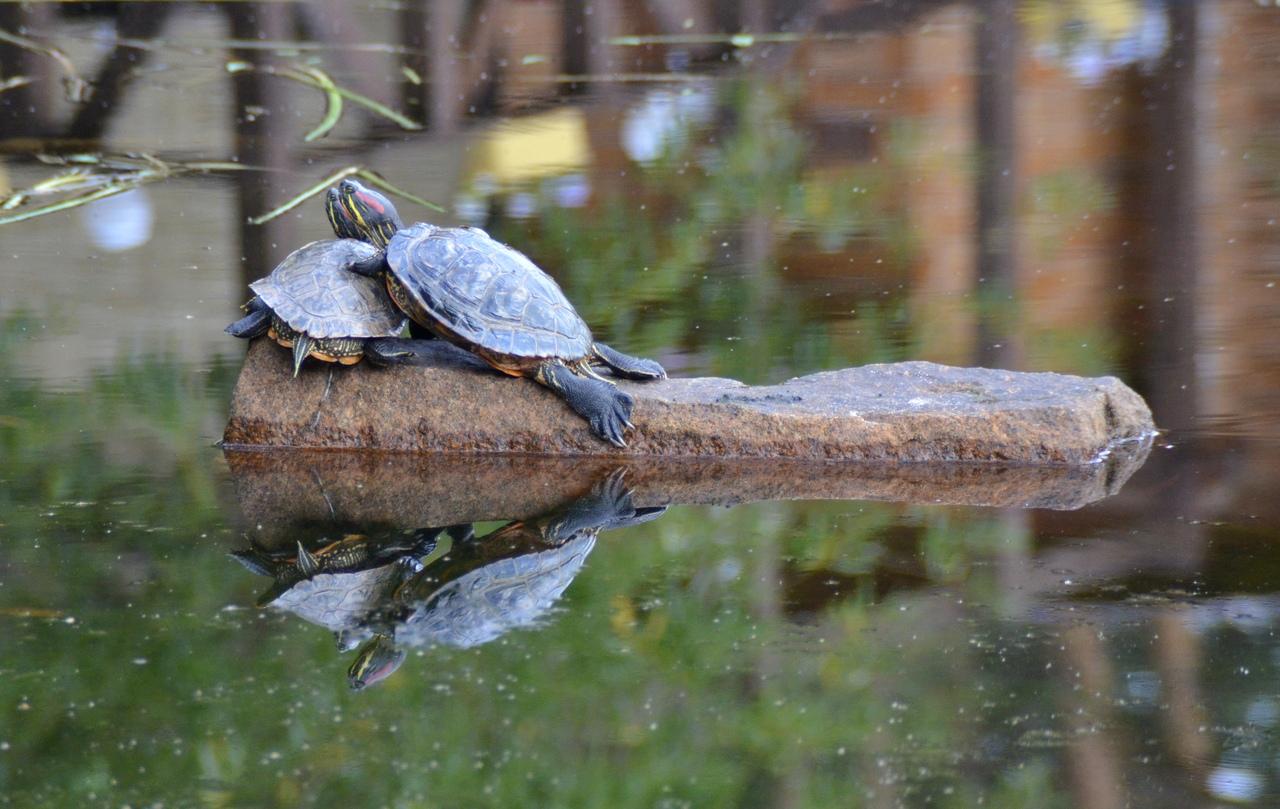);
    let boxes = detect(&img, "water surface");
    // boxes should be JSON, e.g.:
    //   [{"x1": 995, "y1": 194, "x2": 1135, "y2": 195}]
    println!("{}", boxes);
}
[{"x1": 2, "y1": 2, "x2": 1279, "y2": 806}]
